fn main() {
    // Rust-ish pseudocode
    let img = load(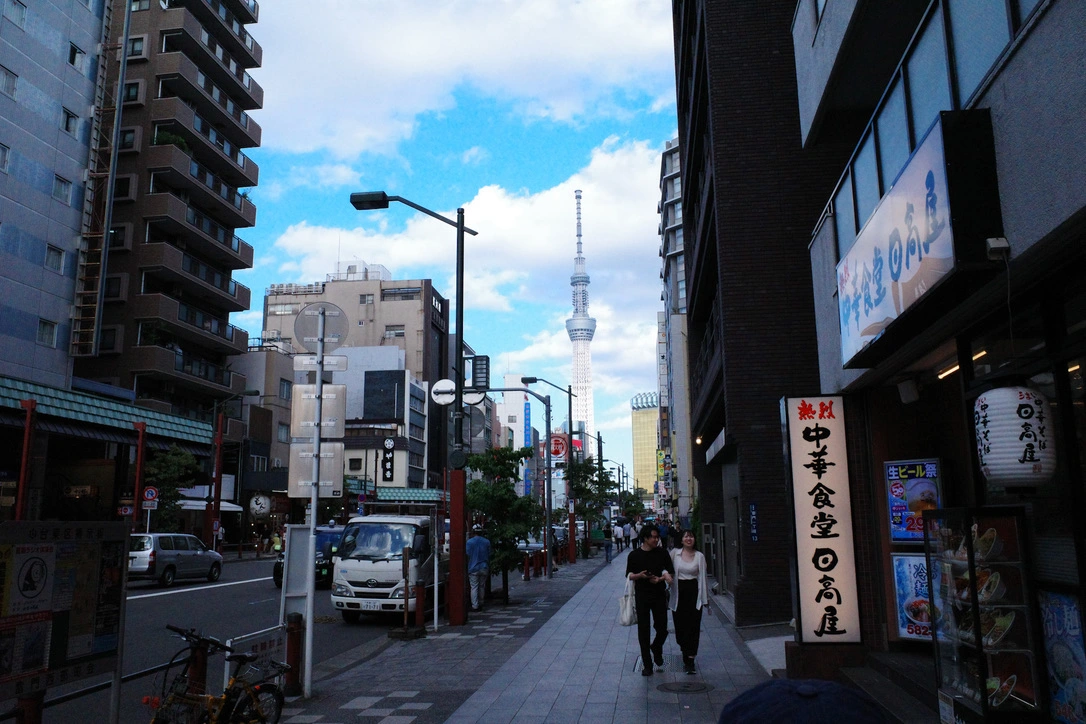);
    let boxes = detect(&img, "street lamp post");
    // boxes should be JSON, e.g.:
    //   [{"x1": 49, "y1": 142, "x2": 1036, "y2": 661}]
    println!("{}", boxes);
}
[
  {"x1": 351, "y1": 191, "x2": 478, "y2": 624},
  {"x1": 521, "y1": 377, "x2": 578, "y2": 563},
  {"x1": 205, "y1": 389, "x2": 260, "y2": 548}
]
